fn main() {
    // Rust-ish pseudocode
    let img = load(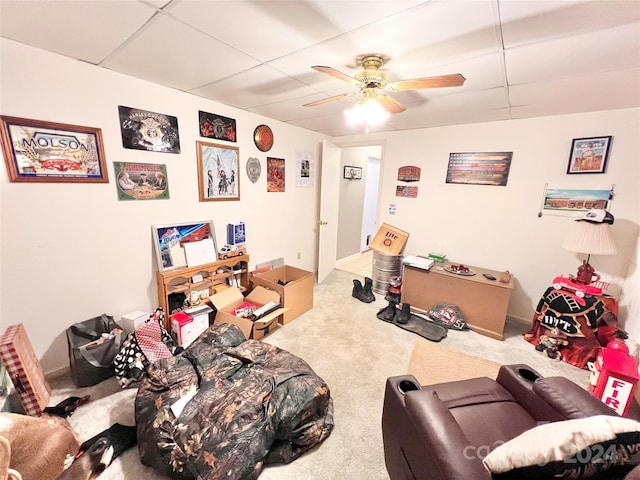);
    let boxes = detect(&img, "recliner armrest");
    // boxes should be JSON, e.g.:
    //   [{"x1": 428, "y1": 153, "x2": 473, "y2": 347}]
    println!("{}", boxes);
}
[
  {"x1": 404, "y1": 390, "x2": 491, "y2": 480},
  {"x1": 533, "y1": 376, "x2": 619, "y2": 419},
  {"x1": 497, "y1": 364, "x2": 564, "y2": 422}
]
